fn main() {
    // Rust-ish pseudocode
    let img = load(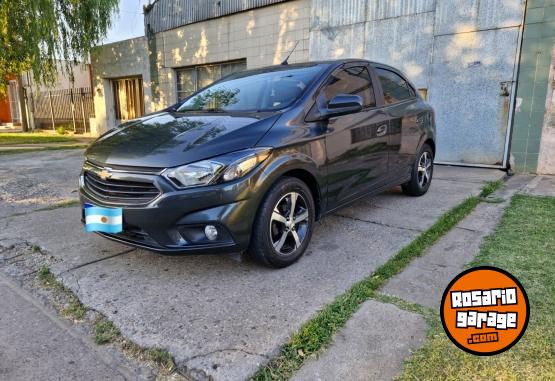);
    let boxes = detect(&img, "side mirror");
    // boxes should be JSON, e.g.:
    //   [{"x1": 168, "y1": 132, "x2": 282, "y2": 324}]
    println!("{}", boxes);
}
[{"x1": 324, "y1": 94, "x2": 363, "y2": 119}]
